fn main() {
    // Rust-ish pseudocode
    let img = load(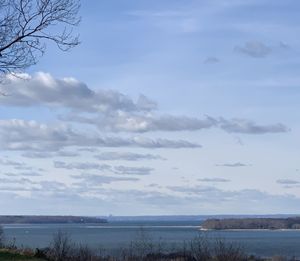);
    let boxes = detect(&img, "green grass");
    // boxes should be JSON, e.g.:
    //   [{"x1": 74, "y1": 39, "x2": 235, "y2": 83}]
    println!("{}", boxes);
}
[{"x1": 0, "y1": 250, "x2": 45, "y2": 261}]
